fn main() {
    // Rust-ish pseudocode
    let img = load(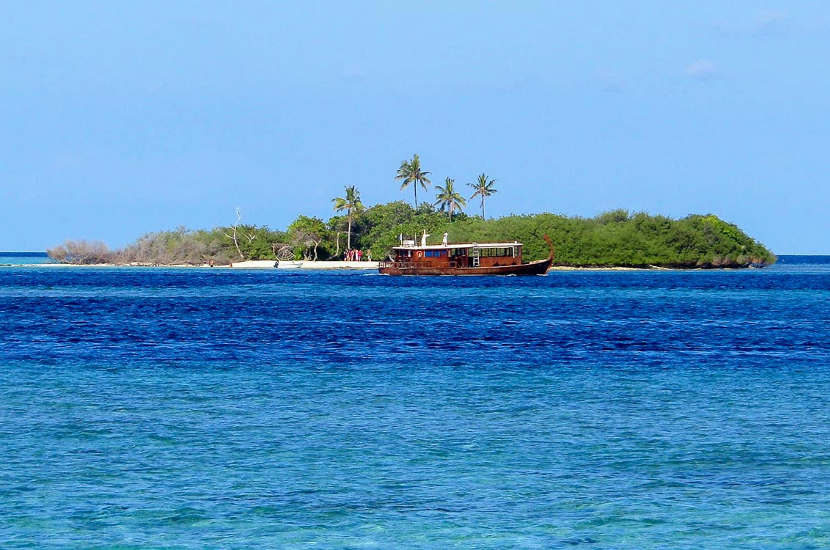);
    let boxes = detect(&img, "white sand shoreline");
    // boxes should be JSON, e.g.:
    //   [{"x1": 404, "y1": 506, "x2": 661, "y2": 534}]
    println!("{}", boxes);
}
[
  {"x1": 5, "y1": 260, "x2": 381, "y2": 270},
  {"x1": 4, "y1": 261, "x2": 720, "y2": 271}
]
